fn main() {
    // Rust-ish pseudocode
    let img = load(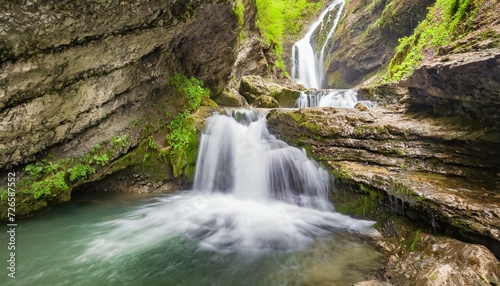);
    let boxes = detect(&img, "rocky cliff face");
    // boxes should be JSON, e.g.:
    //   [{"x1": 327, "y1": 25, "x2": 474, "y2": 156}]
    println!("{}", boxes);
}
[
  {"x1": 0, "y1": 0, "x2": 241, "y2": 170},
  {"x1": 267, "y1": 107, "x2": 500, "y2": 257},
  {"x1": 323, "y1": 0, "x2": 434, "y2": 88}
]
